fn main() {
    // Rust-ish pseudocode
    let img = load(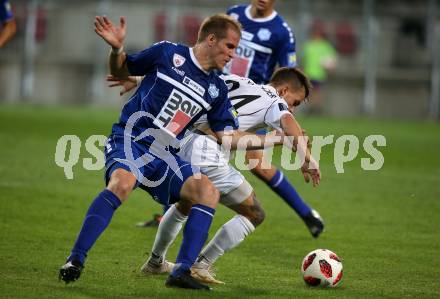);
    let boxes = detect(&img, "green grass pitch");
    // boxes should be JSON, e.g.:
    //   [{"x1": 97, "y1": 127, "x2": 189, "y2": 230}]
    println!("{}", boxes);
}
[{"x1": 0, "y1": 104, "x2": 439, "y2": 298}]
